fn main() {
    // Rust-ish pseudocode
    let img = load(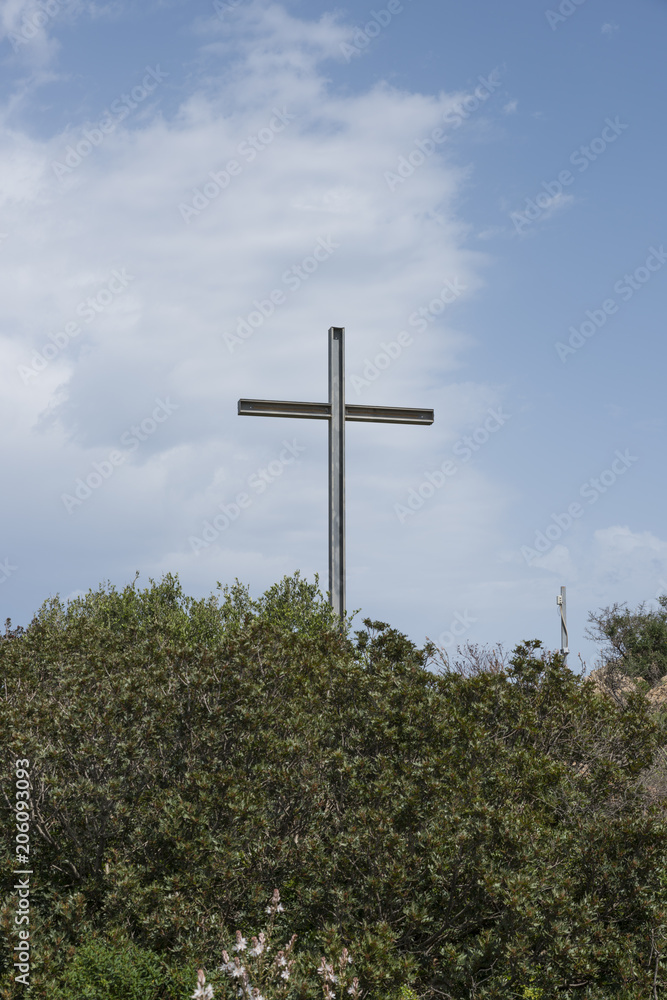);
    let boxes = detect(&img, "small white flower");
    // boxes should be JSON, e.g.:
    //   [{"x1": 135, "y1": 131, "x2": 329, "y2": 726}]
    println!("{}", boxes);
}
[
  {"x1": 222, "y1": 957, "x2": 246, "y2": 979},
  {"x1": 317, "y1": 959, "x2": 339, "y2": 984},
  {"x1": 248, "y1": 935, "x2": 265, "y2": 957},
  {"x1": 192, "y1": 986, "x2": 214, "y2": 1000},
  {"x1": 280, "y1": 969, "x2": 290, "y2": 980},
  {"x1": 192, "y1": 969, "x2": 214, "y2": 999},
  {"x1": 234, "y1": 931, "x2": 248, "y2": 952}
]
